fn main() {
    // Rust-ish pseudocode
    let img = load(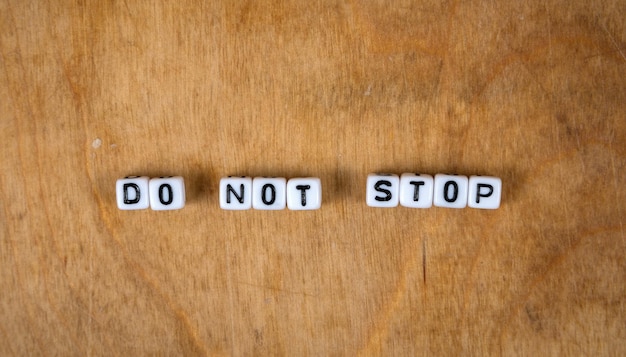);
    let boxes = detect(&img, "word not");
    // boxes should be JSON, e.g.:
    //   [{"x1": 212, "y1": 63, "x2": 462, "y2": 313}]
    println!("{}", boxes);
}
[
  {"x1": 220, "y1": 176, "x2": 322, "y2": 210},
  {"x1": 366, "y1": 173, "x2": 501, "y2": 209},
  {"x1": 116, "y1": 176, "x2": 186, "y2": 210}
]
